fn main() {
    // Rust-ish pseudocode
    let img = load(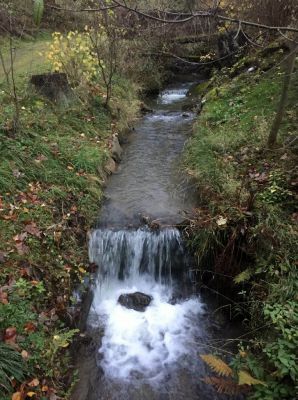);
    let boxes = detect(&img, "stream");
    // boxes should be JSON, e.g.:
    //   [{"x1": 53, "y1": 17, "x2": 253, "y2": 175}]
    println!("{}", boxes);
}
[{"x1": 73, "y1": 80, "x2": 239, "y2": 400}]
